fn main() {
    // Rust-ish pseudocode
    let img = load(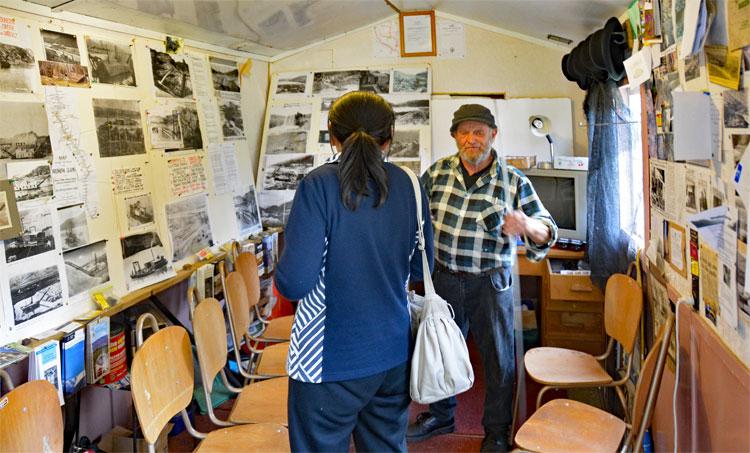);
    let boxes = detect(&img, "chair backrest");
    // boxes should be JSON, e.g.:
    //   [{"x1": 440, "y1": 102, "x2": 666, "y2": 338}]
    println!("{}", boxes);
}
[
  {"x1": 604, "y1": 273, "x2": 643, "y2": 353},
  {"x1": 131, "y1": 326, "x2": 194, "y2": 445},
  {"x1": 193, "y1": 297, "x2": 228, "y2": 394},
  {"x1": 225, "y1": 270, "x2": 252, "y2": 347},
  {"x1": 630, "y1": 312, "x2": 675, "y2": 451},
  {"x1": 0, "y1": 379, "x2": 63, "y2": 452},
  {"x1": 236, "y1": 252, "x2": 261, "y2": 308}
]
